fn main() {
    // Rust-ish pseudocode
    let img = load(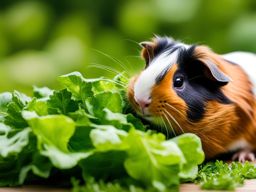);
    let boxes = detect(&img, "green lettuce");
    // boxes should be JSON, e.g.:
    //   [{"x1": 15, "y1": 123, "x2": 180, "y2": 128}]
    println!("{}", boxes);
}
[
  {"x1": 0, "y1": 123, "x2": 30, "y2": 158},
  {"x1": 0, "y1": 71, "x2": 204, "y2": 191},
  {"x1": 124, "y1": 130, "x2": 183, "y2": 191},
  {"x1": 23, "y1": 111, "x2": 92, "y2": 169},
  {"x1": 196, "y1": 160, "x2": 256, "y2": 190}
]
